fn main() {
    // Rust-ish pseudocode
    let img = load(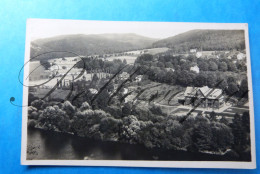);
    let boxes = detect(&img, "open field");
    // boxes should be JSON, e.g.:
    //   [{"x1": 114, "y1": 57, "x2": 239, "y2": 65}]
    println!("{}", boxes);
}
[
  {"x1": 124, "y1": 47, "x2": 169, "y2": 55},
  {"x1": 105, "y1": 55, "x2": 137, "y2": 64}
]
